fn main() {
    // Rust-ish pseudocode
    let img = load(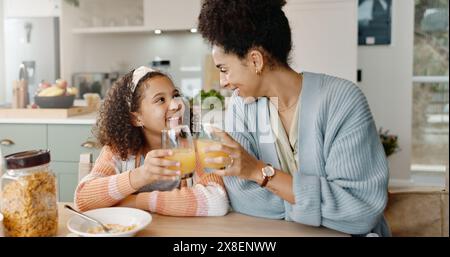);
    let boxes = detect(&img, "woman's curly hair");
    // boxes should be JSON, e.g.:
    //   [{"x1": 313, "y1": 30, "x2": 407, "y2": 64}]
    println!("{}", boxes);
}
[
  {"x1": 93, "y1": 69, "x2": 168, "y2": 160},
  {"x1": 198, "y1": 0, "x2": 291, "y2": 67}
]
